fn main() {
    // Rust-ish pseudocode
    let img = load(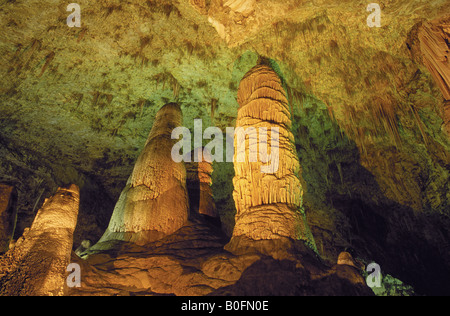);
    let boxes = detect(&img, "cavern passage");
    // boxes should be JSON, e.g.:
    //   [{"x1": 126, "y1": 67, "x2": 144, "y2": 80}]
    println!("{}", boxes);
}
[{"x1": 0, "y1": 0, "x2": 449, "y2": 297}]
